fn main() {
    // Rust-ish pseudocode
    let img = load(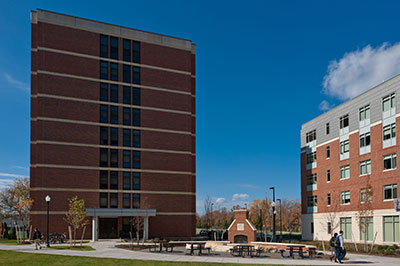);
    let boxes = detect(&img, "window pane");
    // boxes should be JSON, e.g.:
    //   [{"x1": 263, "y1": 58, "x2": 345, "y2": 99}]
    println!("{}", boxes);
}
[
  {"x1": 123, "y1": 172, "x2": 131, "y2": 190},
  {"x1": 133, "y1": 172, "x2": 140, "y2": 190},
  {"x1": 123, "y1": 193, "x2": 130, "y2": 208},
  {"x1": 110, "y1": 128, "x2": 118, "y2": 146},
  {"x1": 100, "y1": 171, "x2": 108, "y2": 189},
  {"x1": 110, "y1": 106, "x2": 118, "y2": 124},
  {"x1": 110, "y1": 171, "x2": 118, "y2": 189},
  {"x1": 100, "y1": 83, "x2": 108, "y2": 101},
  {"x1": 110, "y1": 149, "x2": 118, "y2": 168},
  {"x1": 110, "y1": 84, "x2": 118, "y2": 103},
  {"x1": 123, "y1": 86, "x2": 131, "y2": 104},
  {"x1": 100, "y1": 127, "x2": 108, "y2": 145},
  {"x1": 133, "y1": 88, "x2": 140, "y2": 105},
  {"x1": 123, "y1": 129, "x2": 131, "y2": 147},
  {"x1": 133, "y1": 151, "x2": 140, "y2": 168},
  {"x1": 133, "y1": 41, "x2": 140, "y2": 63},
  {"x1": 123, "y1": 107, "x2": 131, "y2": 125},
  {"x1": 123, "y1": 65, "x2": 131, "y2": 83},
  {"x1": 110, "y1": 63, "x2": 118, "y2": 81},
  {"x1": 123, "y1": 39, "x2": 131, "y2": 62},
  {"x1": 133, "y1": 193, "x2": 140, "y2": 208},
  {"x1": 100, "y1": 61, "x2": 108, "y2": 79},
  {"x1": 133, "y1": 109, "x2": 140, "y2": 126},
  {"x1": 133, "y1": 67, "x2": 140, "y2": 84},
  {"x1": 100, "y1": 35, "x2": 108, "y2": 58},
  {"x1": 100, "y1": 148, "x2": 108, "y2": 167},
  {"x1": 123, "y1": 150, "x2": 131, "y2": 168},
  {"x1": 110, "y1": 36, "x2": 118, "y2": 60},
  {"x1": 133, "y1": 130, "x2": 140, "y2": 147},
  {"x1": 100, "y1": 193, "x2": 108, "y2": 208},
  {"x1": 110, "y1": 193, "x2": 118, "y2": 208}
]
